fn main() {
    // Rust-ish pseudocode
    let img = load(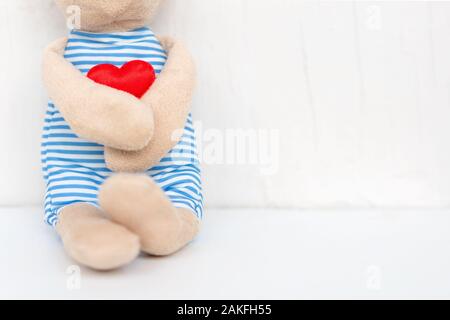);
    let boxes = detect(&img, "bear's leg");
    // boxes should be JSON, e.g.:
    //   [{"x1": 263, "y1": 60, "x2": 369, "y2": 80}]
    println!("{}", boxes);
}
[
  {"x1": 57, "y1": 203, "x2": 140, "y2": 270},
  {"x1": 98, "y1": 174, "x2": 200, "y2": 256}
]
